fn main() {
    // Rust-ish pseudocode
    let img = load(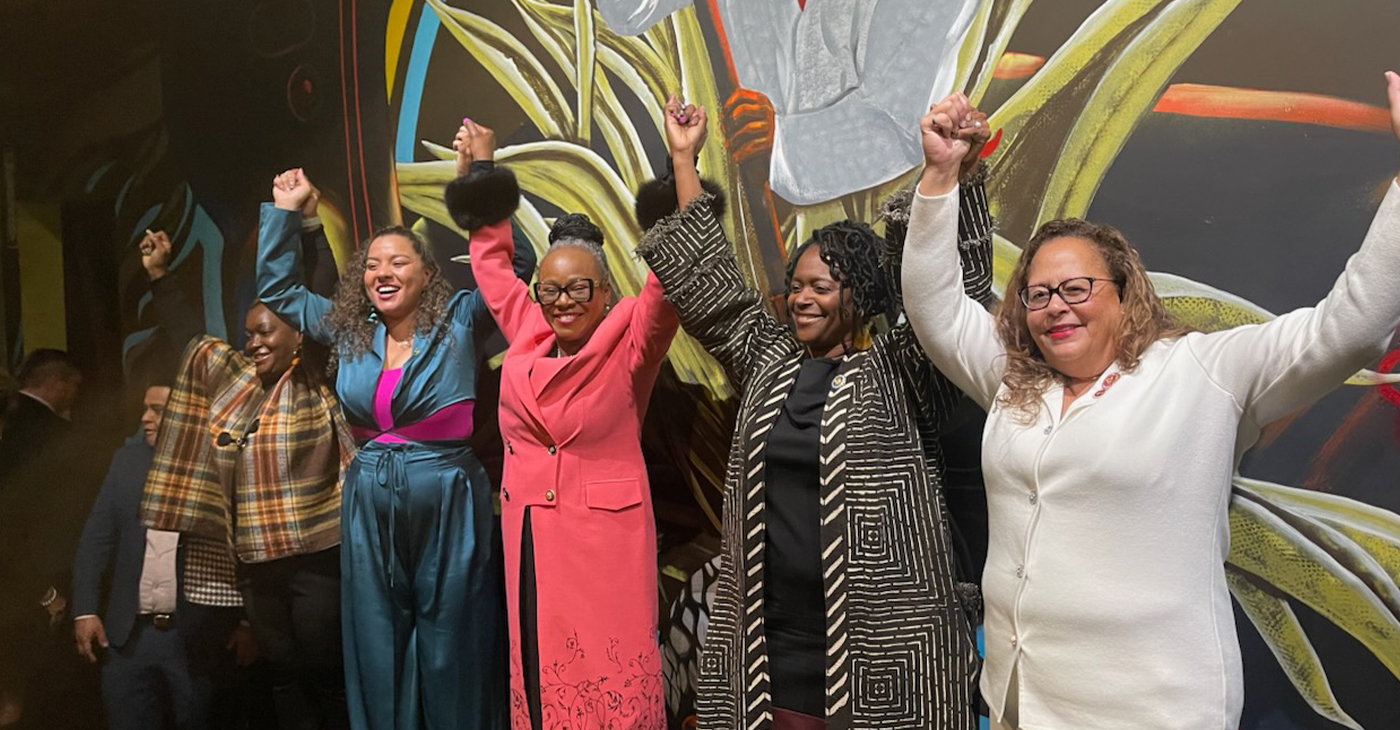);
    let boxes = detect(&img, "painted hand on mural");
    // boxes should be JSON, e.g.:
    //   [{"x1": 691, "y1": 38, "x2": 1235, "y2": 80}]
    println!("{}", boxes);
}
[
  {"x1": 271, "y1": 168, "x2": 316, "y2": 213},
  {"x1": 139, "y1": 229, "x2": 174, "y2": 282},
  {"x1": 721, "y1": 88, "x2": 773, "y2": 167}
]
